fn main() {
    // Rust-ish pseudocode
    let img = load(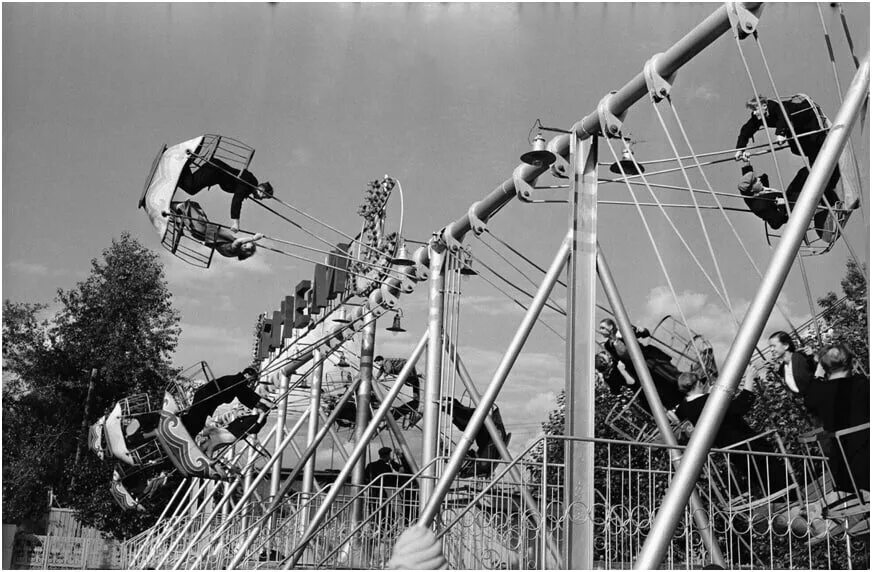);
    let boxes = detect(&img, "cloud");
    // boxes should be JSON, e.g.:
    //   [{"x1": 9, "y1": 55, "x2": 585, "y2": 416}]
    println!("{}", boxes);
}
[
  {"x1": 5, "y1": 260, "x2": 64, "y2": 276},
  {"x1": 687, "y1": 83, "x2": 720, "y2": 102},
  {"x1": 161, "y1": 246, "x2": 274, "y2": 287},
  {"x1": 176, "y1": 322, "x2": 254, "y2": 368},
  {"x1": 638, "y1": 286, "x2": 813, "y2": 369}
]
